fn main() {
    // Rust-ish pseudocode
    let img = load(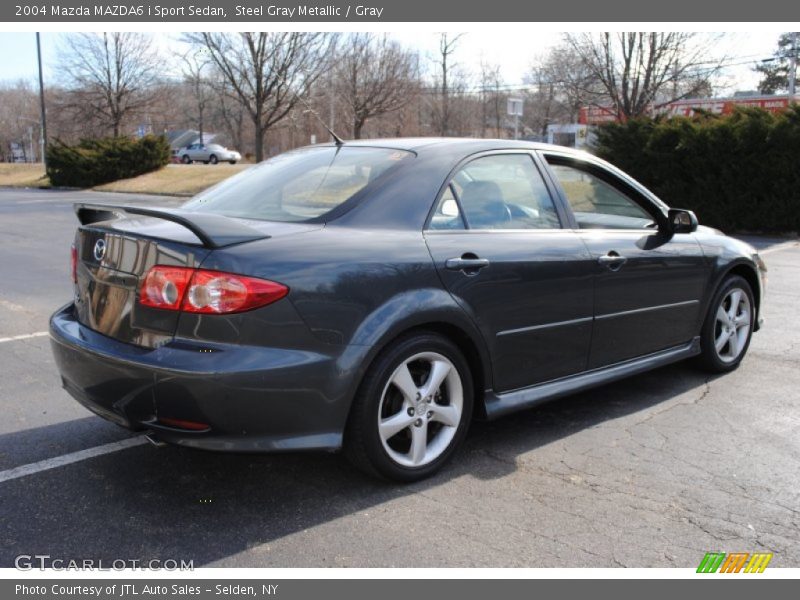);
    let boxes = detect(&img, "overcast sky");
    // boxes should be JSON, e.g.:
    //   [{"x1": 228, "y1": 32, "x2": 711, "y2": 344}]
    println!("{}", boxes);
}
[{"x1": 0, "y1": 31, "x2": 784, "y2": 95}]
